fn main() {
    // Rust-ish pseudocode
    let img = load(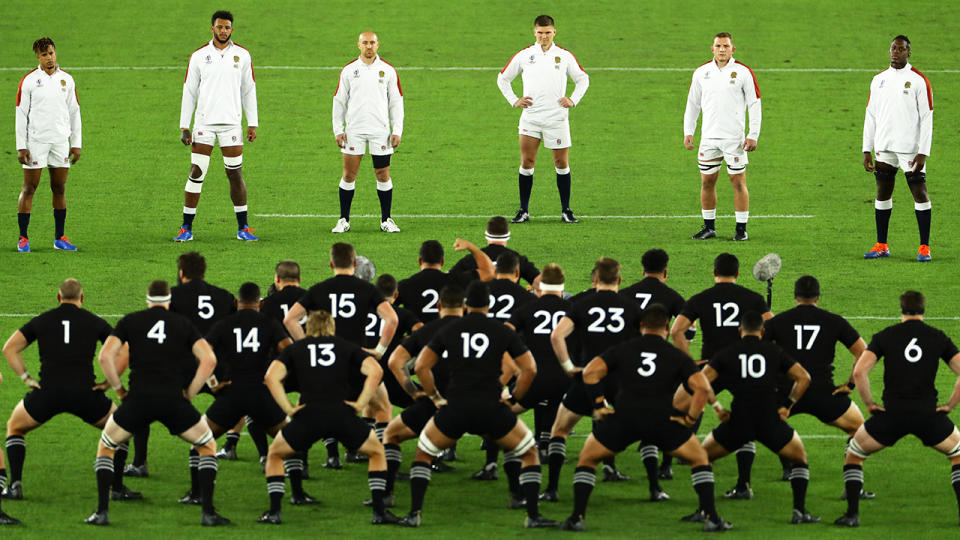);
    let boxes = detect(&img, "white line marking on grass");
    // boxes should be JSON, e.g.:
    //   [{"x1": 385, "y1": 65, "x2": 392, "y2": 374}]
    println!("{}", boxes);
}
[
  {"x1": 255, "y1": 213, "x2": 815, "y2": 219},
  {"x1": 2, "y1": 66, "x2": 960, "y2": 73}
]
